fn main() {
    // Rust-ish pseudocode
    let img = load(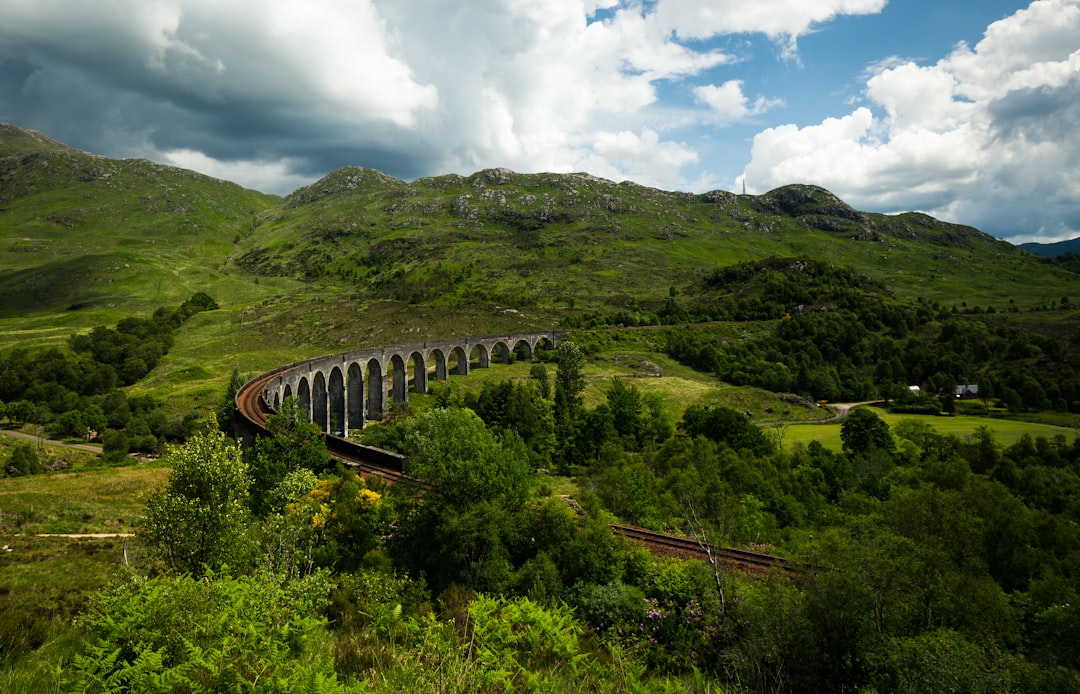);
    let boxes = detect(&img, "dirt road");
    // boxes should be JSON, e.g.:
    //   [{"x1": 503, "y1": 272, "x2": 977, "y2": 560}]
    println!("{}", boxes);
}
[{"x1": 0, "y1": 428, "x2": 103, "y2": 454}]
